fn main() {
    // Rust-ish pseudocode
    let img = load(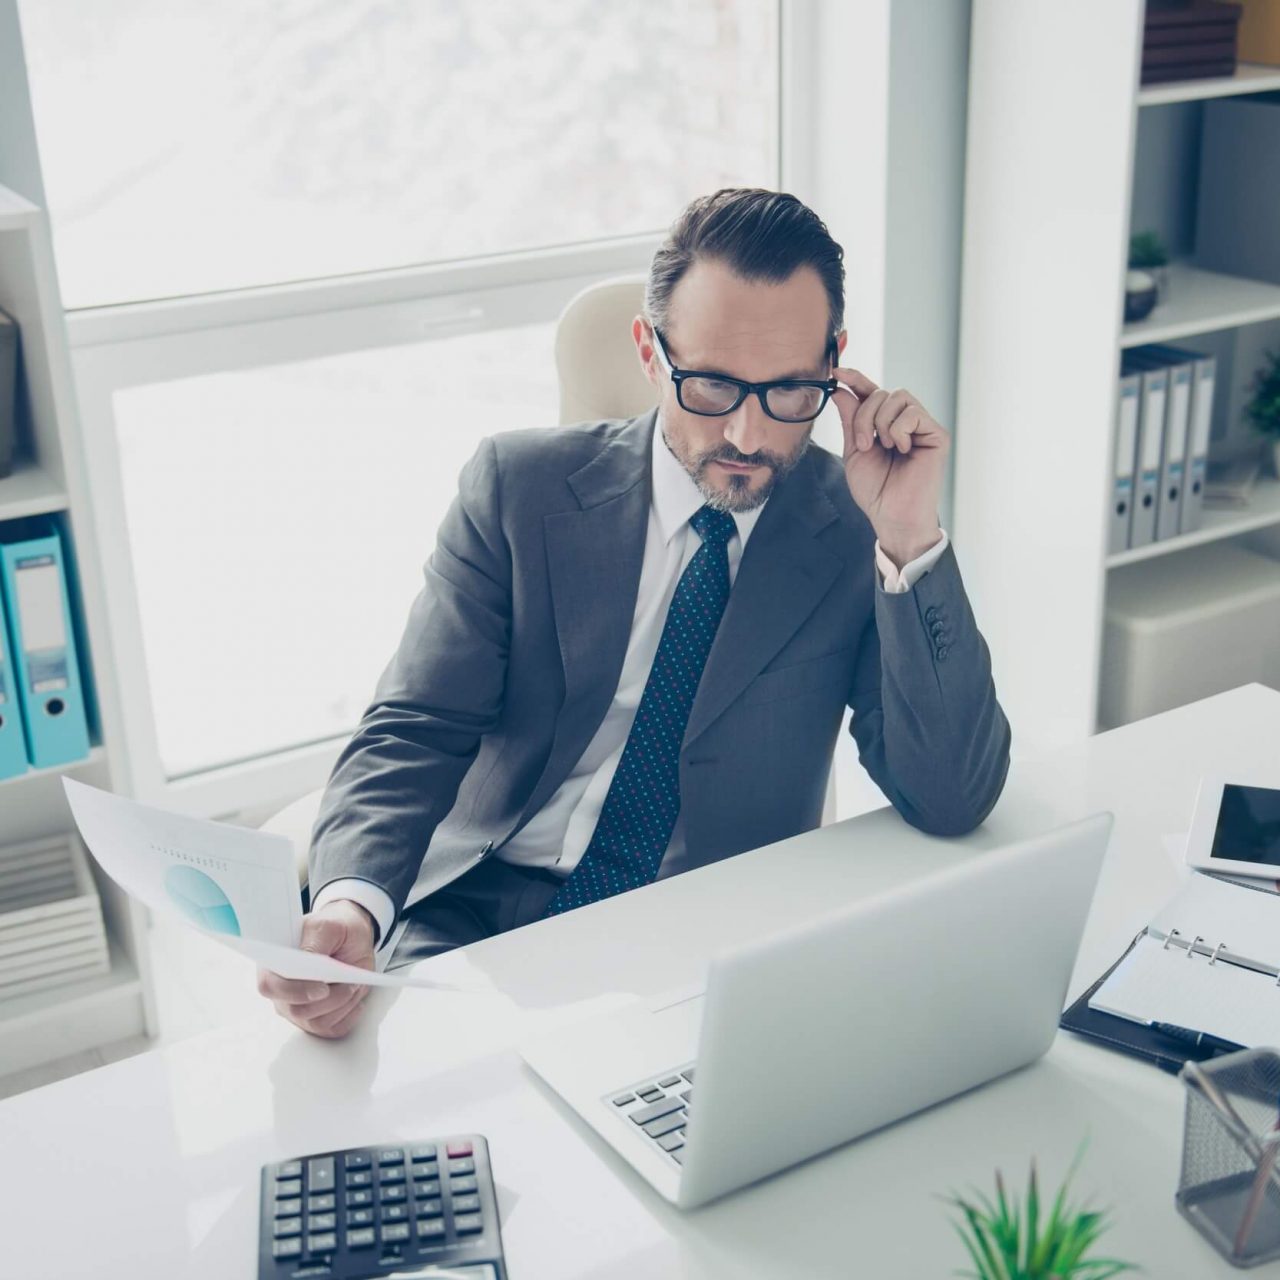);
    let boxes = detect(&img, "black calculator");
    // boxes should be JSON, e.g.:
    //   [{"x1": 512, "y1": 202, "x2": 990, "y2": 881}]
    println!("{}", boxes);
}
[{"x1": 259, "y1": 1134, "x2": 507, "y2": 1279}]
